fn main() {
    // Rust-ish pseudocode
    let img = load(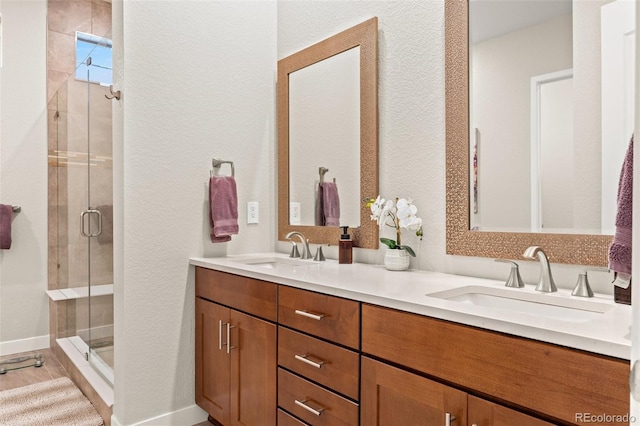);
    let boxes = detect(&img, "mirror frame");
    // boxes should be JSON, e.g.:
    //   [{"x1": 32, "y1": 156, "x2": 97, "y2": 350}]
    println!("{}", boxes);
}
[
  {"x1": 445, "y1": 0, "x2": 611, "y2": 266},
  {"x1": 278, "y1": 17, "x2": 379, "y2": 248}
]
